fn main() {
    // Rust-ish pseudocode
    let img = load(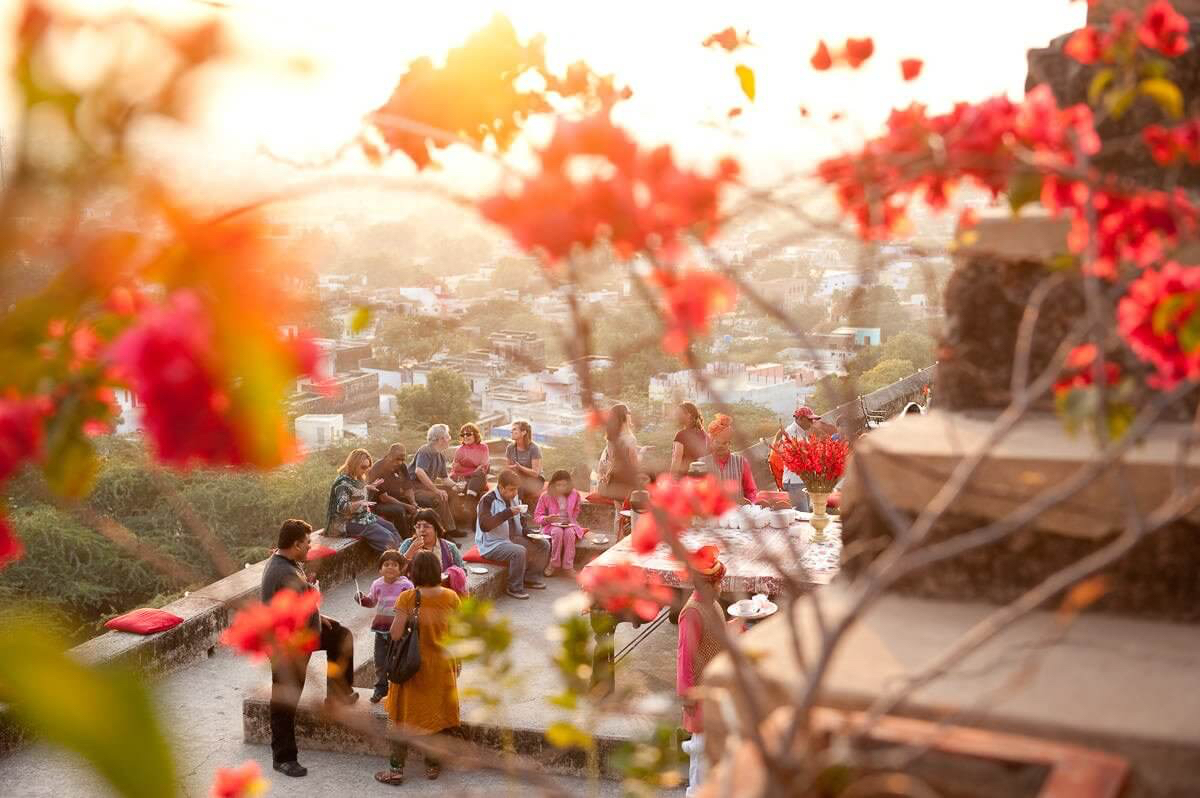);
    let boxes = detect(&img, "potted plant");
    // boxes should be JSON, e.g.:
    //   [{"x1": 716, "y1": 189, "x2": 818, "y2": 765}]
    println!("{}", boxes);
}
[{"x1": 771, "y1": 433, "x2": 849, "y2": 542}]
